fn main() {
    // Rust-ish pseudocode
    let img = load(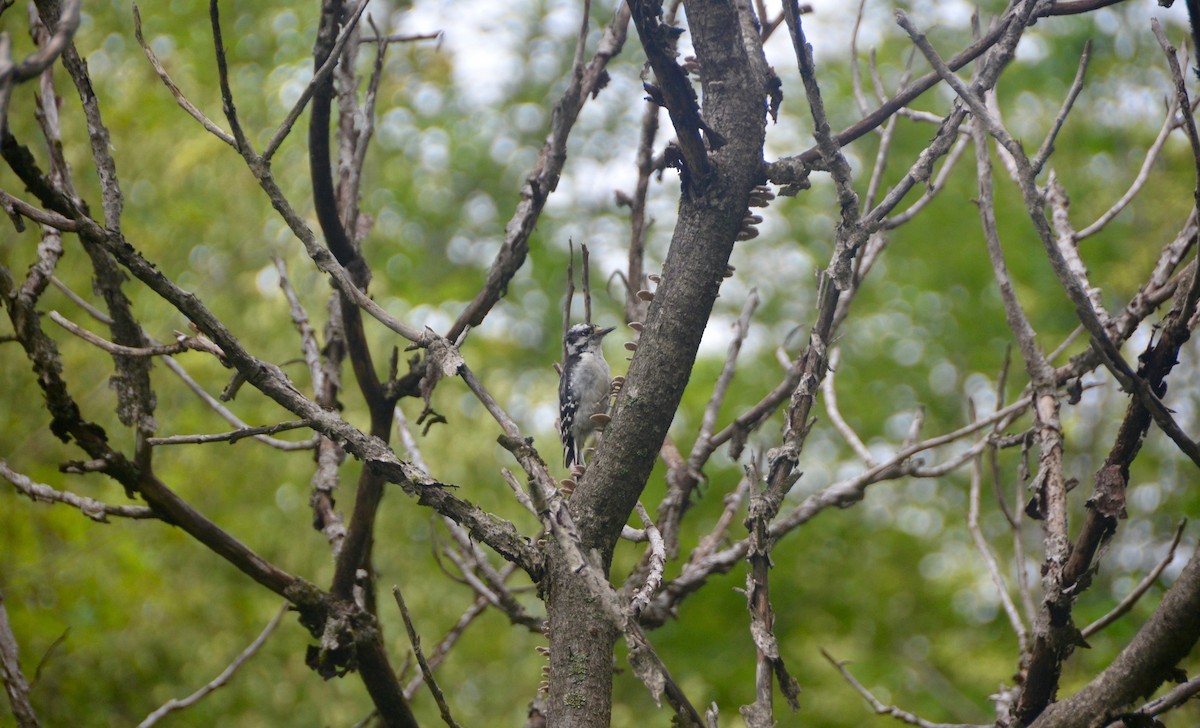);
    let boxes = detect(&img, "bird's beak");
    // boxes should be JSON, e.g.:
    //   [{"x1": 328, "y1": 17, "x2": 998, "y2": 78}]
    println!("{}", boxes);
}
[{"x1": 596, "y1": 326, "x2": 616, "y2": 337}]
